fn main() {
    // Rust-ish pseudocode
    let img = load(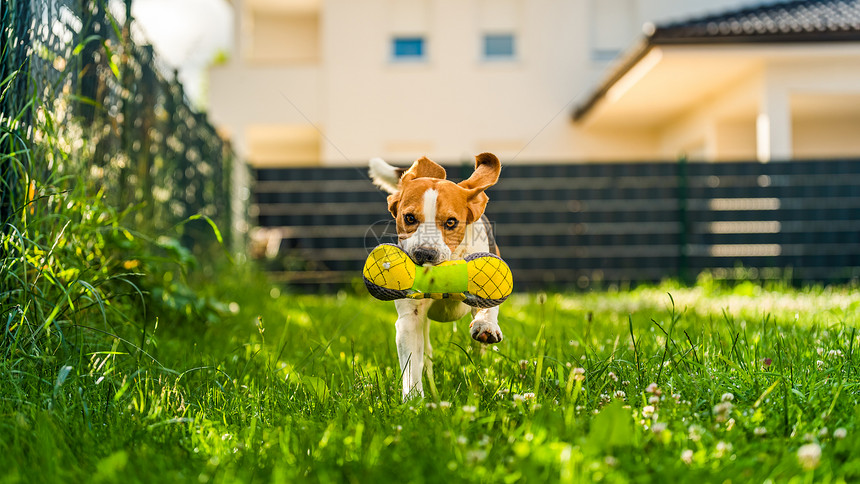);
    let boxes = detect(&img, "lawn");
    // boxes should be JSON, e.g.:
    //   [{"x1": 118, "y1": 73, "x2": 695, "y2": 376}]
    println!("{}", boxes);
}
[{"x1": 2, "y1": 262, "x2": 859, "y2": 482}]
